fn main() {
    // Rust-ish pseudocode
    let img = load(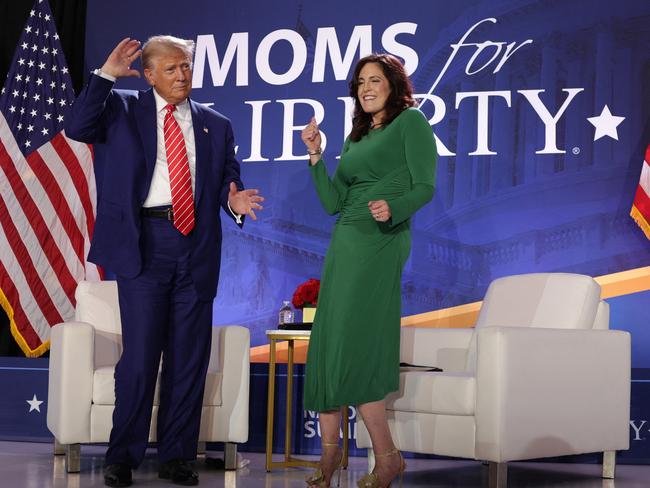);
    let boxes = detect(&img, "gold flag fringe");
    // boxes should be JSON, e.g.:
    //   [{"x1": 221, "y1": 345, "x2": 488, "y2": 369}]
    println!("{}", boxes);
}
[
  {"x1": 0, "y1": 287, "x2": 49, "y2": 357},
  {"x1": 630, "y1": 205, "x2": 650, "y2": 241}
]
